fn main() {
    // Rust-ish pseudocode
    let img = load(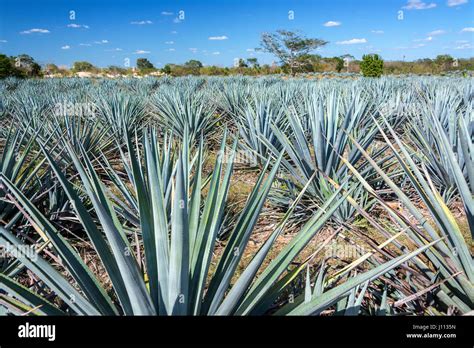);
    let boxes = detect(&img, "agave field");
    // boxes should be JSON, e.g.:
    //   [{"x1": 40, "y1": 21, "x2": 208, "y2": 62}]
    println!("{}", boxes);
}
[{"x1": 0, "y1": 75, "x2": 472, "y2": 316}]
